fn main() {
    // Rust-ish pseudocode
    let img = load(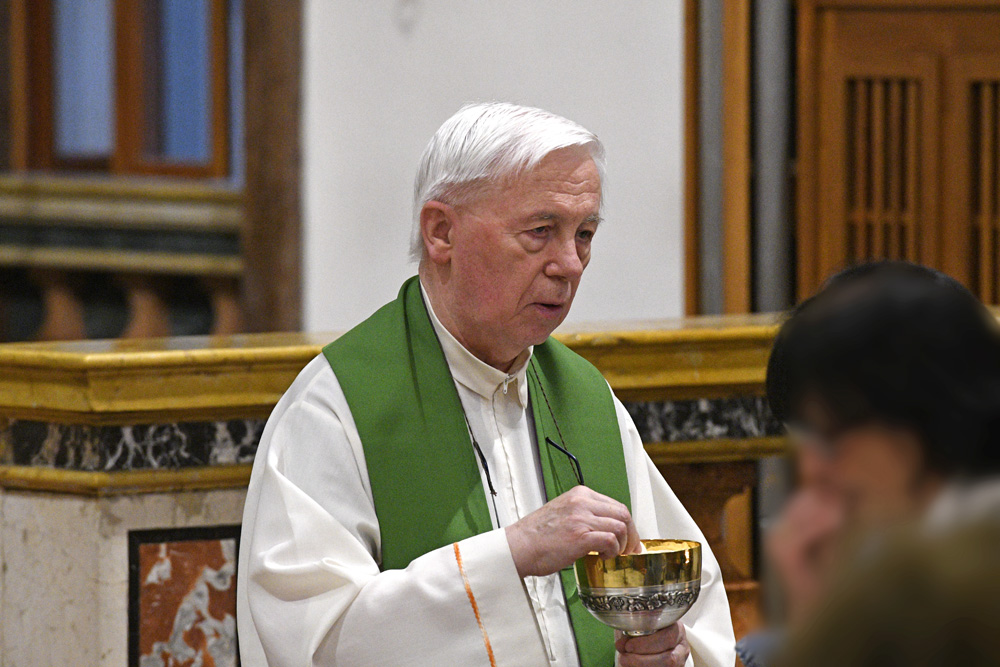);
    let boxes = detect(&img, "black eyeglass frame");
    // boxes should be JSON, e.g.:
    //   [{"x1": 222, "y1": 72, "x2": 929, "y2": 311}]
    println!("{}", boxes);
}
[
  {"x1": 528, "y1": 359, "x2": 588, "y2": 491},
  {"x1": 544, "y1": 436, "x2": 585, "y2": 487},
  {"x1": 783, "y1": 419, "x2": 866, "y2": 454}
]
